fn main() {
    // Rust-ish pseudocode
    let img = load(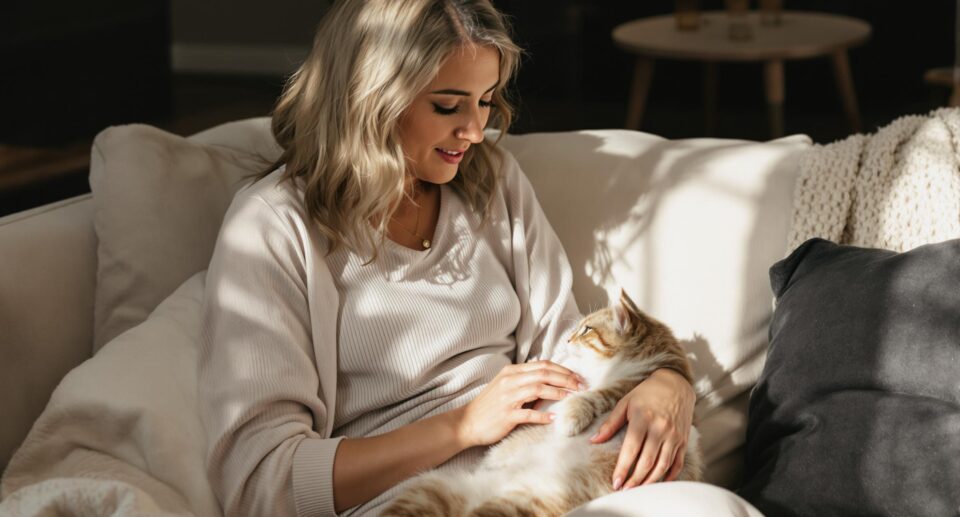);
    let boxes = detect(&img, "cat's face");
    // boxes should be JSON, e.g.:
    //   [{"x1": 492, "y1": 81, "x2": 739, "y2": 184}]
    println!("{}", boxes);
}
[{"x1": 567, "y1": 289, "x2": 669, "y2": 360}]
